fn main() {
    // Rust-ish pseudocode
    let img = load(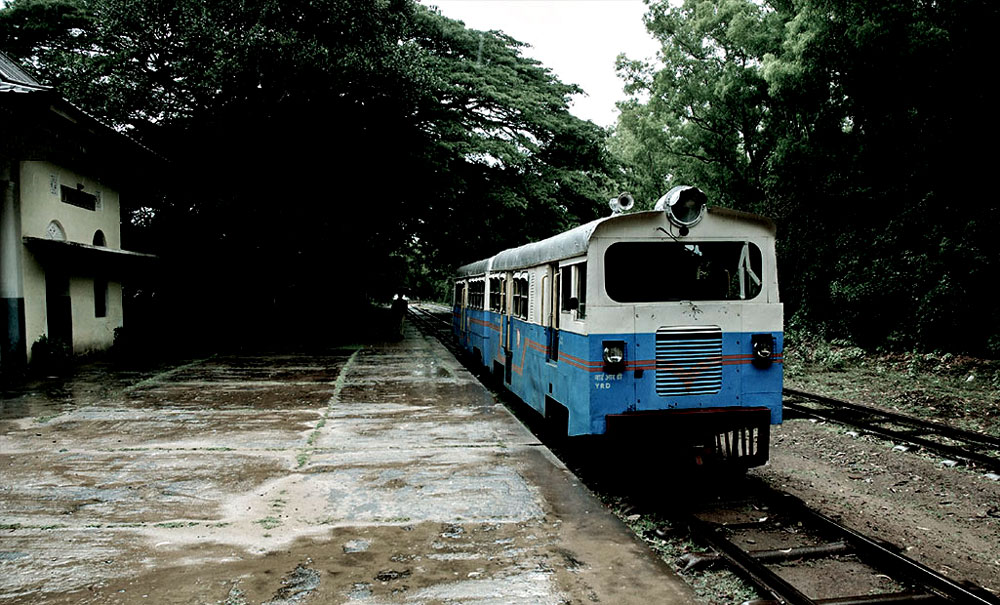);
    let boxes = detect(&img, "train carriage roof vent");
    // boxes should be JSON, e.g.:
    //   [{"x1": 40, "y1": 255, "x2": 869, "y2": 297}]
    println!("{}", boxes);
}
[{"x1": 656, "y1": 186, "x2": 707, "y2": 228}]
